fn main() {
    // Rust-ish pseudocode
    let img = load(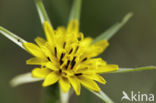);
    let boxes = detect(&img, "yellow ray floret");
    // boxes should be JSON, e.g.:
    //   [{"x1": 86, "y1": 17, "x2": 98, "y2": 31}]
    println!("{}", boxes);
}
[{"x1": 23, "y1": 20, "x2": 118, "y2": 95}]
